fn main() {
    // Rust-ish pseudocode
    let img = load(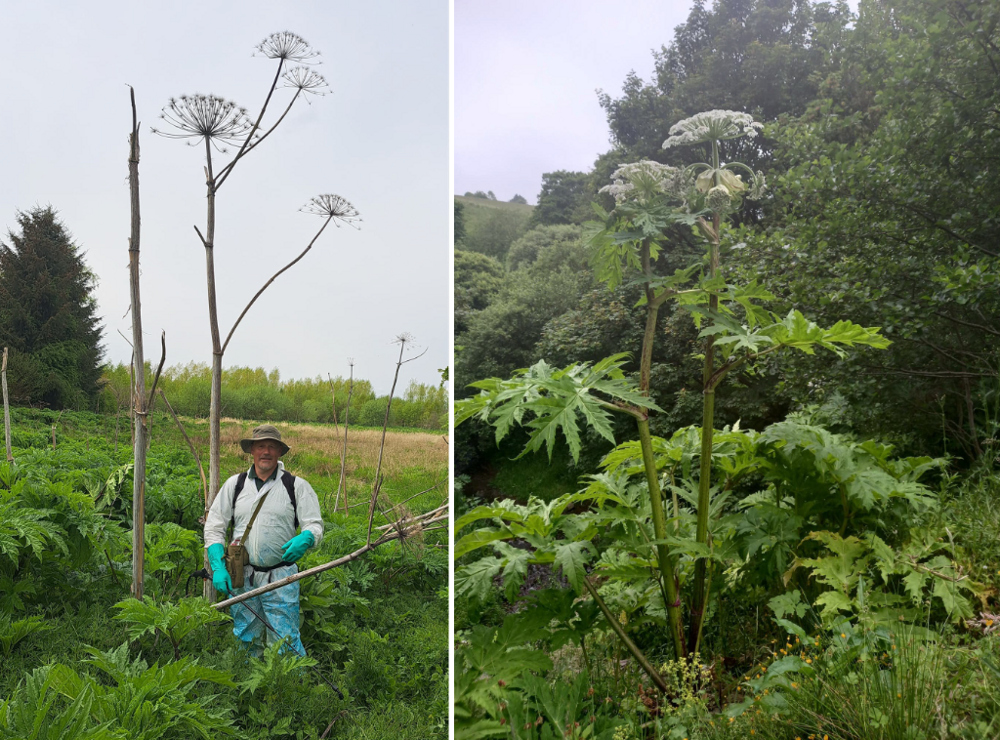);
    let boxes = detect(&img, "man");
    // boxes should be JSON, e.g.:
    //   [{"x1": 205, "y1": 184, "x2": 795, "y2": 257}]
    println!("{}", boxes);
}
[{"x1": 204, "y1": 424, "x2": 324, "y2": 656}]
